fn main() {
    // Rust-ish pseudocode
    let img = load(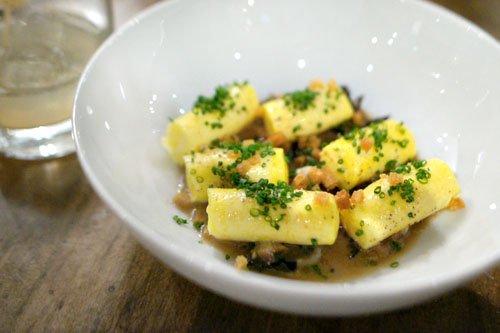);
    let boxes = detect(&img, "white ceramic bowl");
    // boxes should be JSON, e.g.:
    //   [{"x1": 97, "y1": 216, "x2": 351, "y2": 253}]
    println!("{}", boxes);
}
[{"x1": 73, "y1": 0, "x2": 500, "y2": 315}]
